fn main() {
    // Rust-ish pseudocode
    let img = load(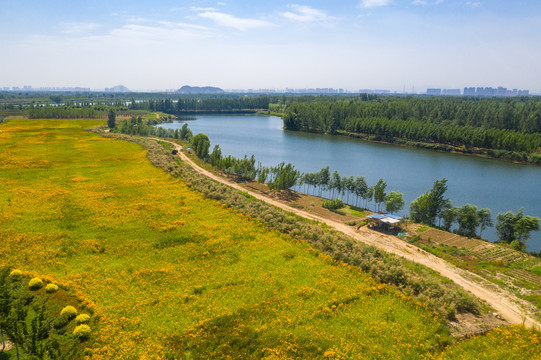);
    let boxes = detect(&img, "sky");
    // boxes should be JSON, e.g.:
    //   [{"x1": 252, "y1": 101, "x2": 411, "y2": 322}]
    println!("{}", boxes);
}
[{"x1": 1, "y1": 0, "x2": 540, "y2": 92}]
